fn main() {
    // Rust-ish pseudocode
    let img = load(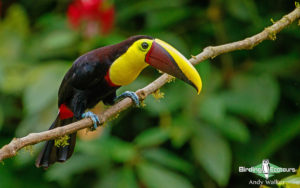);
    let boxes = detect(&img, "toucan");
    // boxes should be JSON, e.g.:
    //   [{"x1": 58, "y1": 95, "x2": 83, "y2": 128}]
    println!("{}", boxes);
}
[{"x1": 36, "y1": 35, "x2": 202, "y2": 168}]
